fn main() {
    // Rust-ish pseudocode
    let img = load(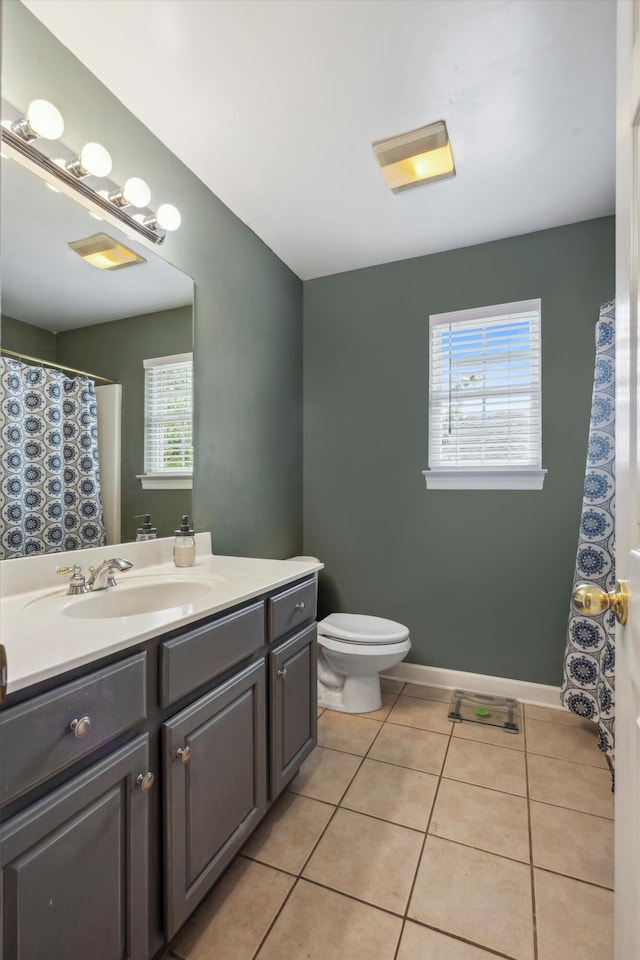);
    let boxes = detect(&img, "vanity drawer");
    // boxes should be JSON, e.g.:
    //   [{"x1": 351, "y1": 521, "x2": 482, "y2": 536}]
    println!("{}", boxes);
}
[
  {"x1": 159, "y1": 601, "x2": 265, "y2": 707},
  {"x1": 0, "y1": 652, "x2": 147, "y2": 806},
  {"x1": 269, "y1": 578, "x2": 317, "y2": 644}
]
